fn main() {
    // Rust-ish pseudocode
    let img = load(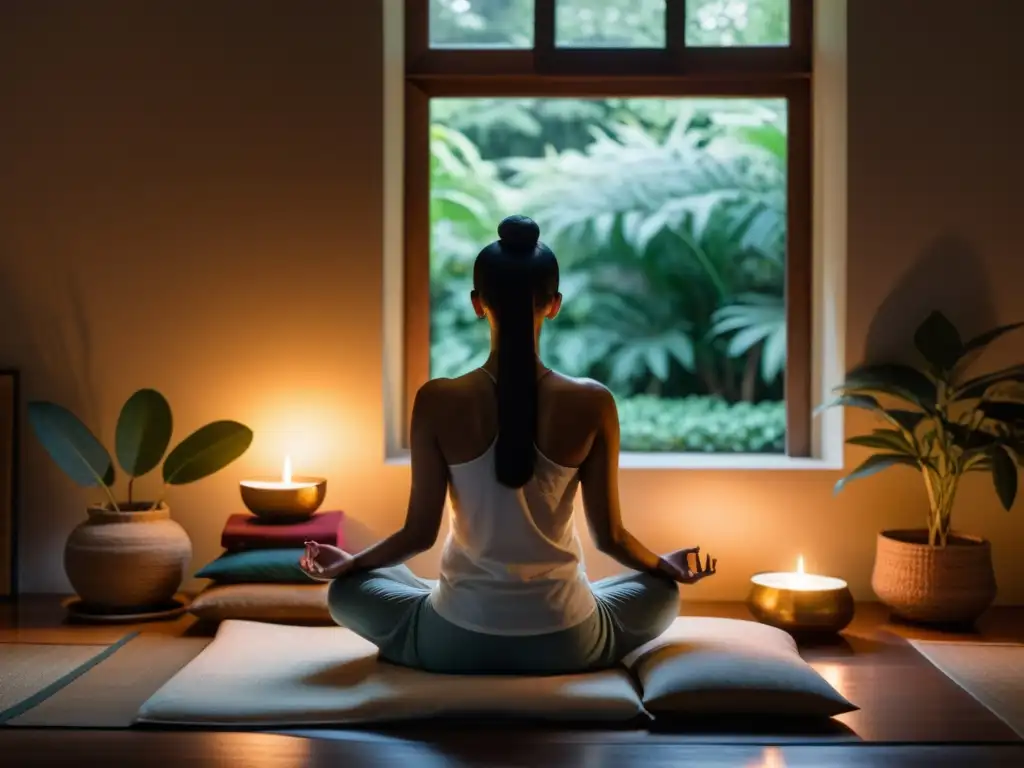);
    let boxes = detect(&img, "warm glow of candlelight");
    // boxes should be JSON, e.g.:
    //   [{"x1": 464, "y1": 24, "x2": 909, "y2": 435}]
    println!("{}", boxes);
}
[
  {"x1": 750, "y1": 555, "x2": 847, "y2": 591},
  {"x1": 239, "y1": 455, "x2": 320, "y2": 491}
]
